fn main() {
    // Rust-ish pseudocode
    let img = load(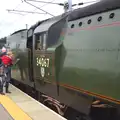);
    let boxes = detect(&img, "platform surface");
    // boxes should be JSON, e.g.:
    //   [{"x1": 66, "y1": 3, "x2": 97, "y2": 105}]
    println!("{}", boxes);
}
[
  {"x1": 0, "y1": 104, "x2": 14, "y2": 120},
  {"x1": 0, "y1": 84, "x2": 67, "y2": 120}
]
